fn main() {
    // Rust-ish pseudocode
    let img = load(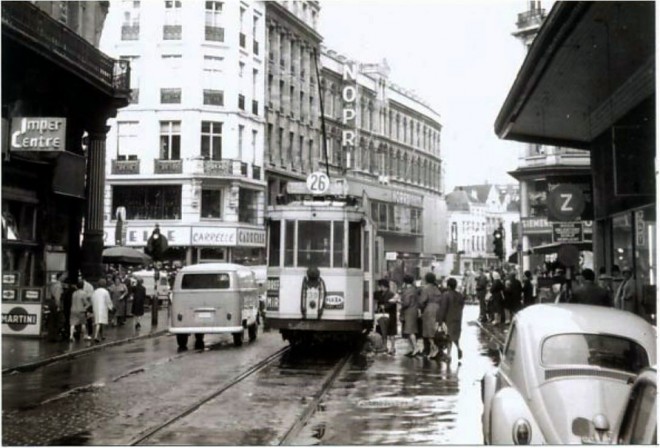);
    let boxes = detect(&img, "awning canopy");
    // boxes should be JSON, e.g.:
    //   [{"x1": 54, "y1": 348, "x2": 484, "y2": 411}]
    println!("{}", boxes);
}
[
  {"x1": 495, "y1": 2, "x2": 655, "y2": 149},
  {"x1": 529, "y1": 241, "x2": 593, "y2": 255}
]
